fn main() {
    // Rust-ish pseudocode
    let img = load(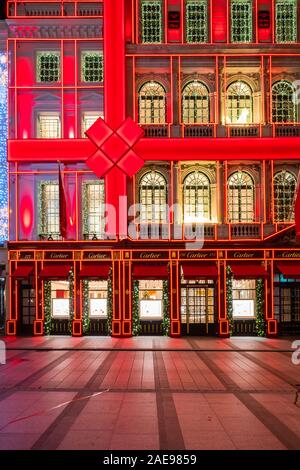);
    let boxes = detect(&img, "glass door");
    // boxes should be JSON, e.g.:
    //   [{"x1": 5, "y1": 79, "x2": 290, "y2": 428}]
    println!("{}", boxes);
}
[
  {"x1": 20, "y1": 284, "x2": 36, "y2": 334},
  {"x1": 181, "y1": 281, "x2": 215, "y2": 335}
]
